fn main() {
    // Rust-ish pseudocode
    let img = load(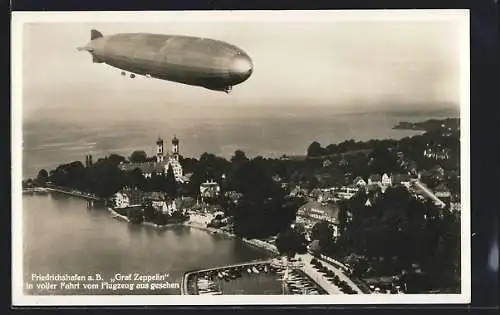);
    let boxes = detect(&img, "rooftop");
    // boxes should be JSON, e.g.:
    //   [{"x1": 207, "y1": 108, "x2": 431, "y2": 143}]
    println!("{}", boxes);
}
[{"x1": 298, "y1": 200, "x2": 340, "y2": 222}]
